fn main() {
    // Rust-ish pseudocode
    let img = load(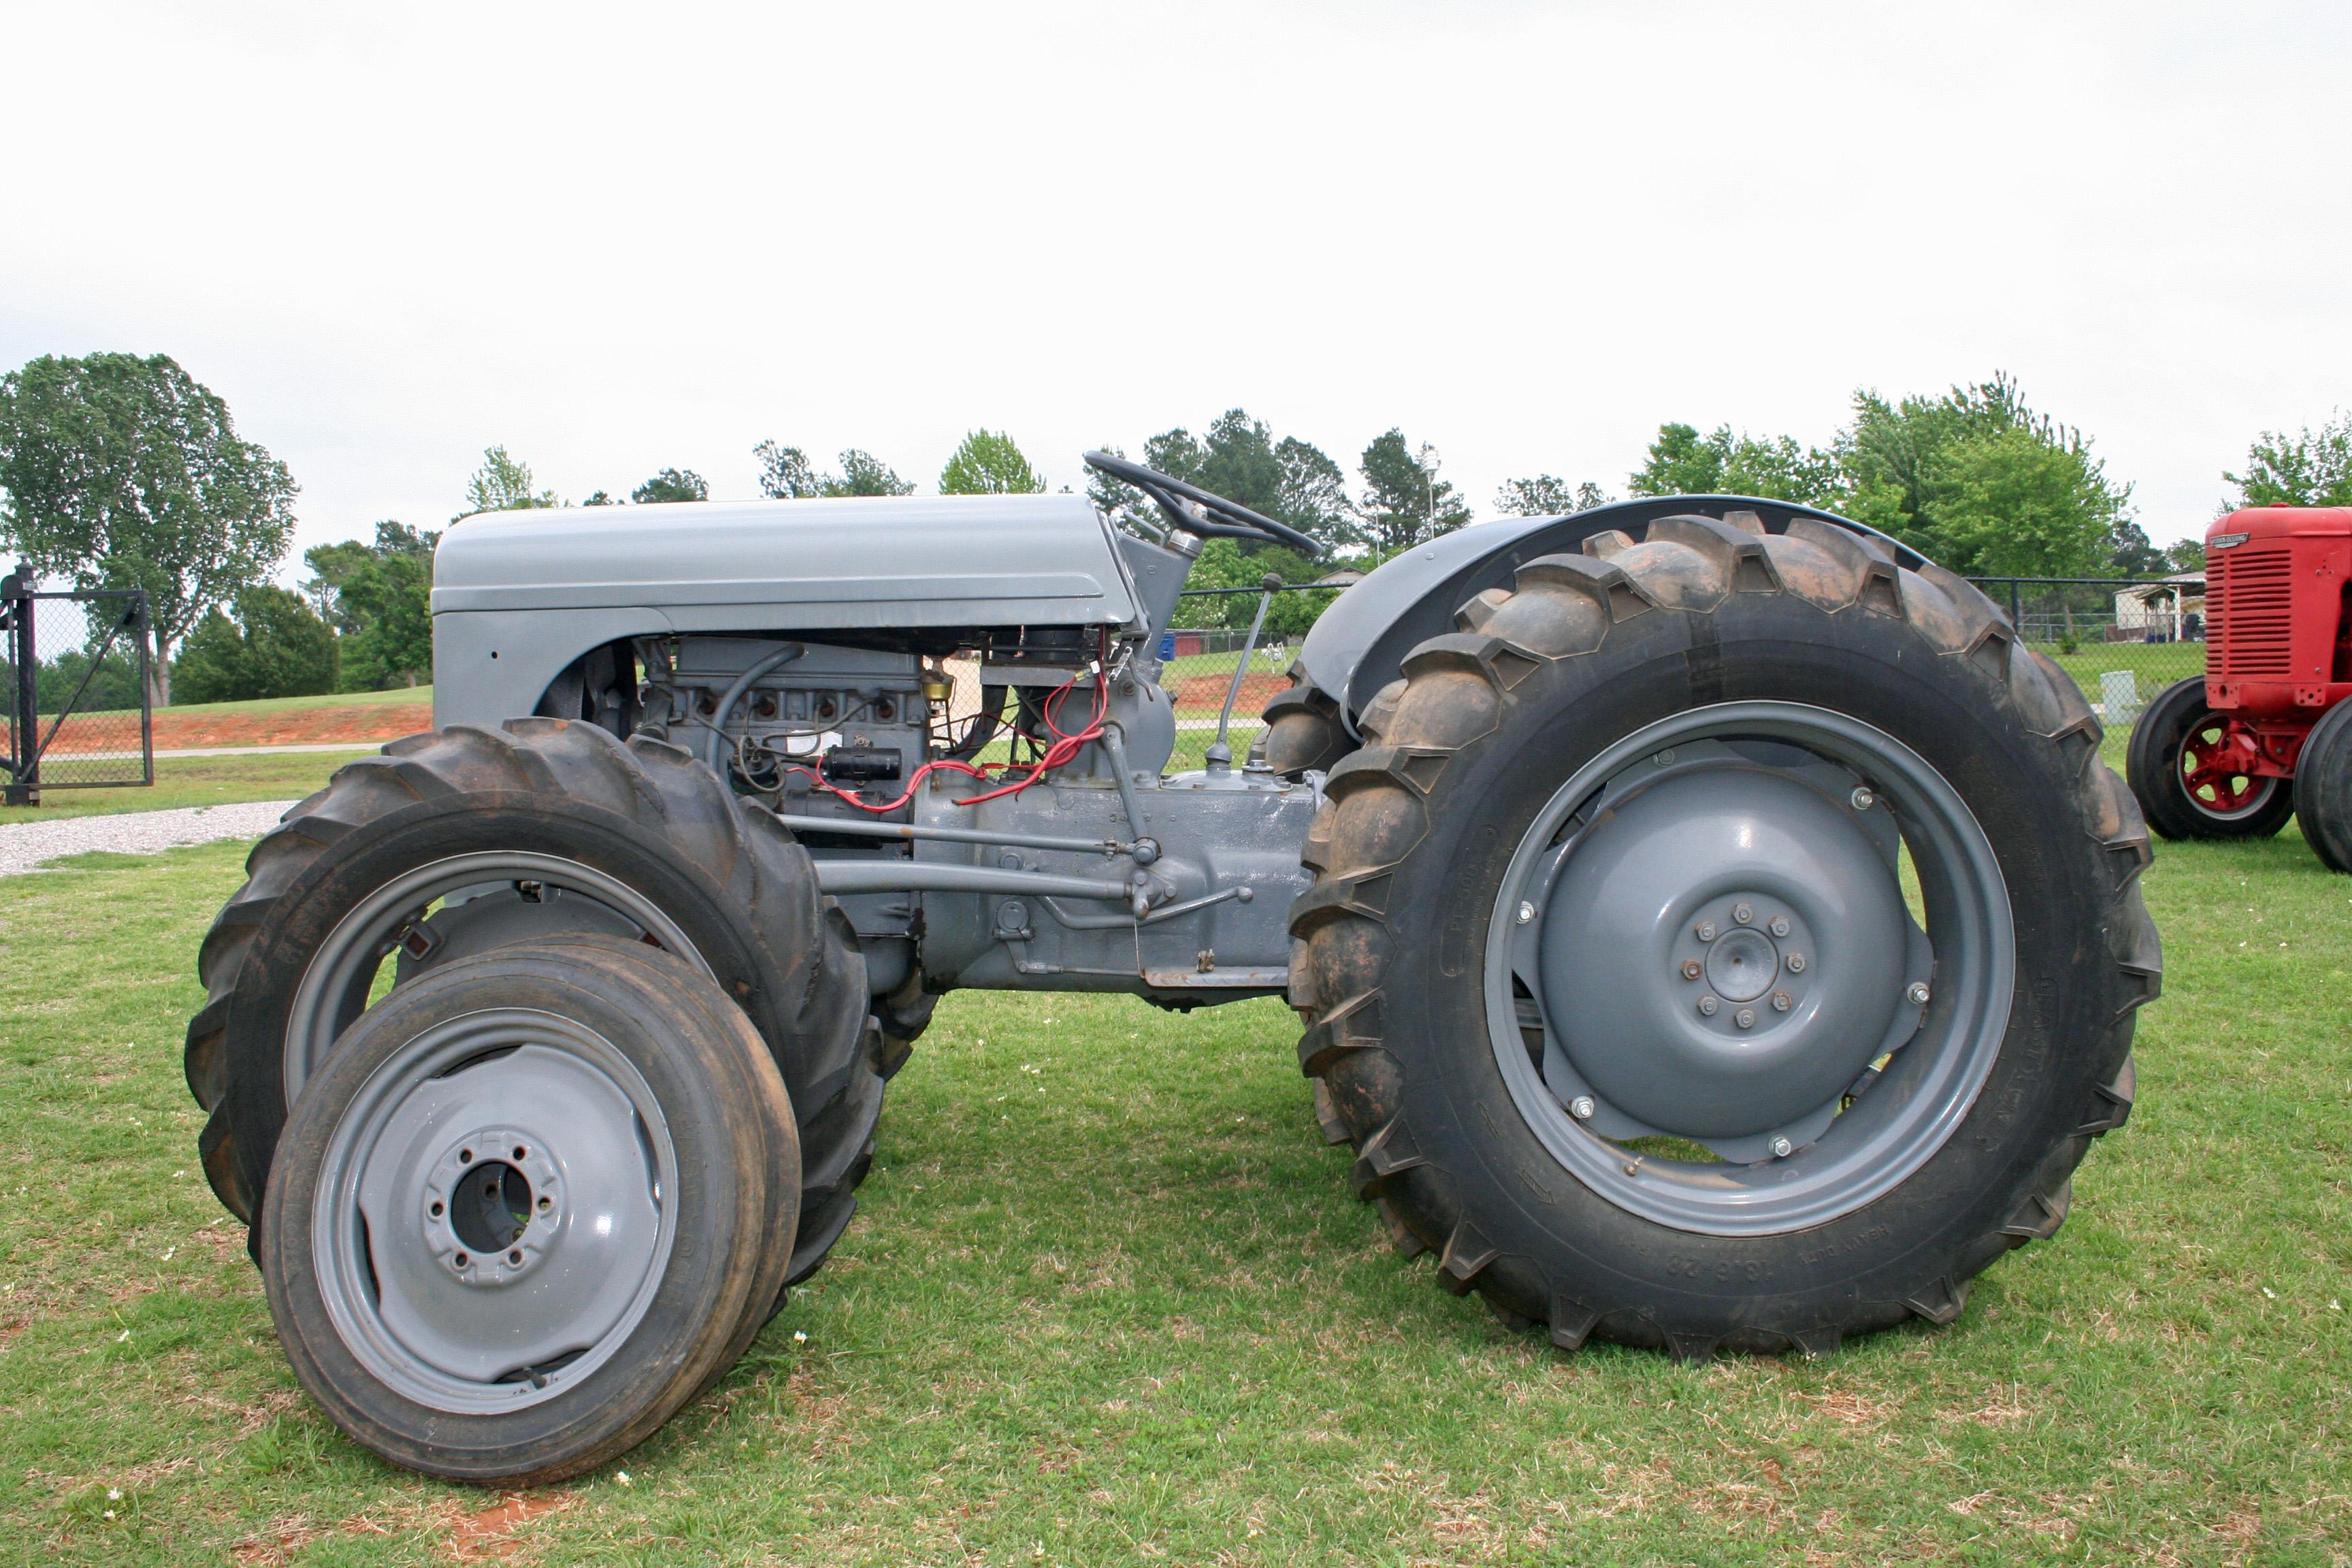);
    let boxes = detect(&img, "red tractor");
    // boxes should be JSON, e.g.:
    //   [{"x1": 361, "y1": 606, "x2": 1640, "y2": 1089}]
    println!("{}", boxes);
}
[{"x1": 2128, "y1": 506, "x2": 2352, "y2": 870}]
